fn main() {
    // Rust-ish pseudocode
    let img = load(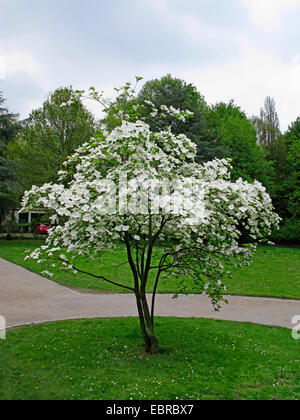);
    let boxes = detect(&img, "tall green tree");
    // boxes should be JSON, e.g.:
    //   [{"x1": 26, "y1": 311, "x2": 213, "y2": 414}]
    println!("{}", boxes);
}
[
  {"x1": 137, "y1": 74, "x2": 225, "y2": 162},
  {"x1": 251, "y1": 97, "x2": 292, "y2": 220},
  {"x1": 208, "y1": 101, "x2": 273, "y2": 186},
  {"x1": 9, "y1": 87, "x2": 96, "y2": 191},
  {"x1": 252, "y1": 97, "x2": 281, "y2": 158},
  {"x1": 0, "y1": 92, "x2": 22, "y2": 222},
  {"x1": 138, "y1": 74, "x2": 206, "y2": 134},
  {"x1": 270, "y1": 117, "x2": 300, "y2": 243},
  {"x1": 0, "y1": 93, "x2": 21, "y2": 143},
  {"x1": 284, "y1": 118, "x2": 300, "y2": 219},
  {"x1": 285, "y1": 117, "x2": 300, "y2": 146}
]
